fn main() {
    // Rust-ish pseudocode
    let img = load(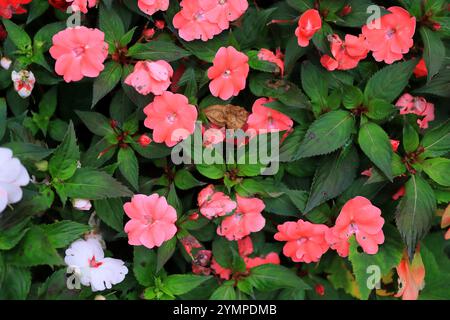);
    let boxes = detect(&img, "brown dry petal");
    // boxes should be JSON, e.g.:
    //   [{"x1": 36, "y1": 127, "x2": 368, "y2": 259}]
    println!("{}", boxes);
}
[{"x1": 203, "y1": 104, "x2": 249, "y2": 130}]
